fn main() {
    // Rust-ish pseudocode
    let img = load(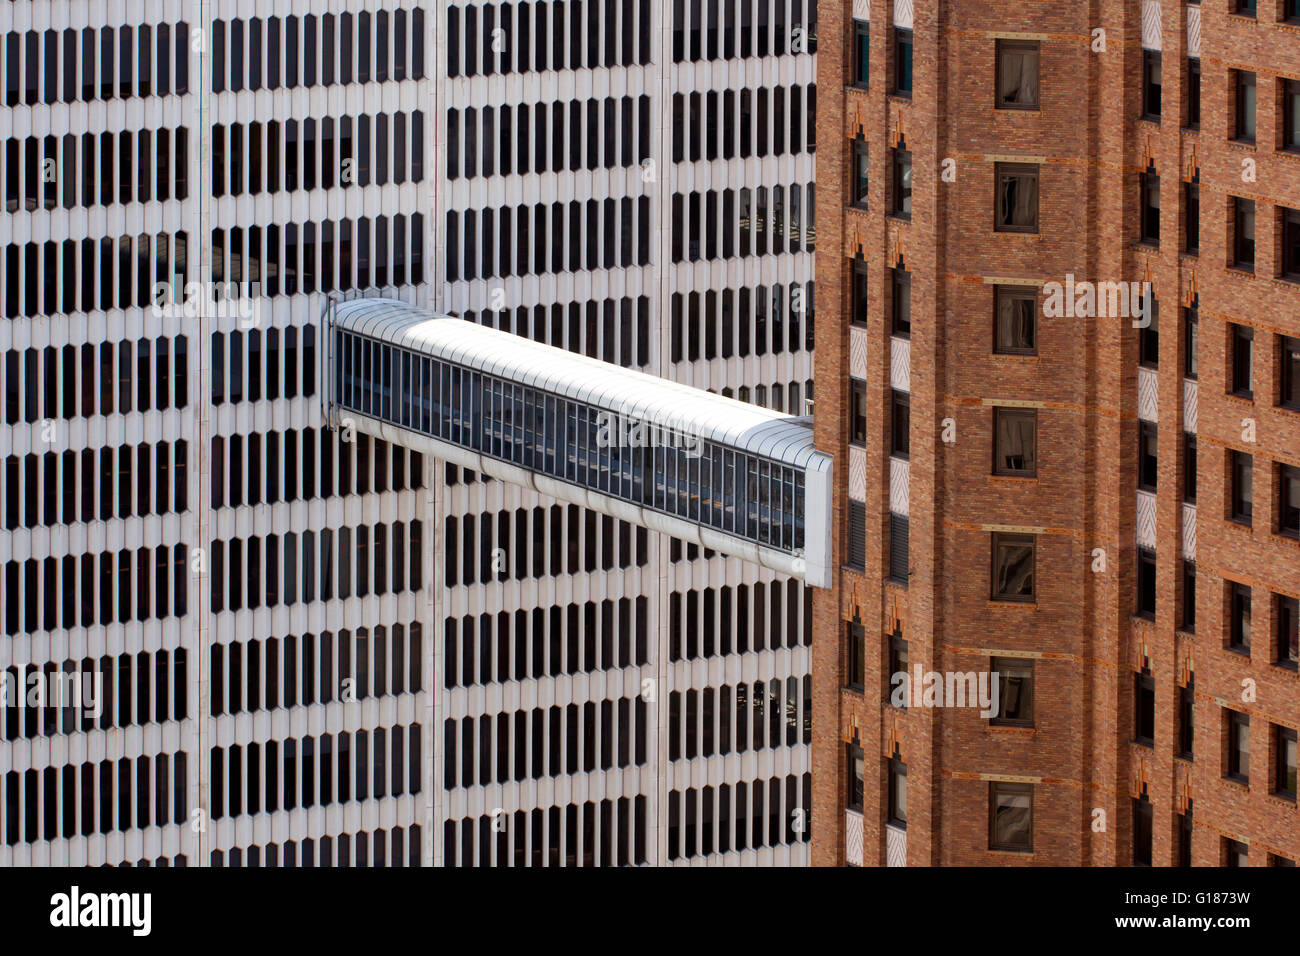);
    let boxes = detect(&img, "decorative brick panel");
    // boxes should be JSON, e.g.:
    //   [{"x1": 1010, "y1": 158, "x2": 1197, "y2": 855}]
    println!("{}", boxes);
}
[
  {"x1": 1138, "y1": 366, "x2": 1158, "y2": 423},
  {"x1": 1182, "y1": 504, "x2": 1196, "y2": 562},
  {"x1": 1187, "y1": 4, "x2": 1201, "y2": 58},
  {"x1": 1141, "y1": 0, "x2": 1162, "y2": 50},
  {"x1": 846, "y1": 810, "x2": 864, "y2": 866},
  {"x1": 1183, "y1": 378, "x2": 1197, "y2": 434},
  {"x1": 890, "y1": 335, "x2": 911, "y2": 393},
  {"x1": 889, "y1": 456, "x2": 910, "y2": 516},
  {"x1": 850, "y1": 446, "x2": 867, "y2": 502},
  {"x1": 851, "y1": 327, "x2": 869, "y2": 379},
  {"x1": 886, "y1": 824, "x2": 907, "y2": 866},
  {"x1": 1137, "y1": 491, "x2": 1158, "y2": 550}
]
